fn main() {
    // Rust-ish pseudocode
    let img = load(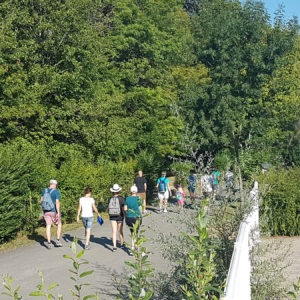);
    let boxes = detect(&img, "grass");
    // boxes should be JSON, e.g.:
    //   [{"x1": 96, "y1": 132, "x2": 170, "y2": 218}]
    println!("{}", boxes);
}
[{"x1": 0, "y1": 212, "x2": 110, "y2": 253}]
